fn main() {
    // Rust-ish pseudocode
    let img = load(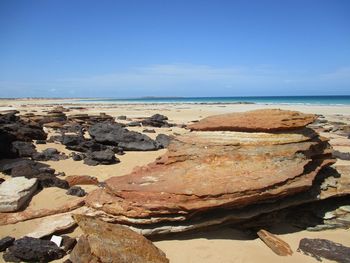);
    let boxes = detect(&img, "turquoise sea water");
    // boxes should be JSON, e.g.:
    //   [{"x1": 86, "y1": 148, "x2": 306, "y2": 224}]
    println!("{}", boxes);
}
[{"x1": 80, "y1": 96, "x2": 350, "y2": 105}]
